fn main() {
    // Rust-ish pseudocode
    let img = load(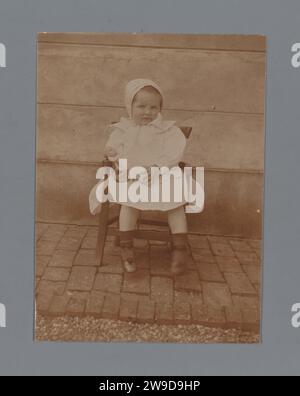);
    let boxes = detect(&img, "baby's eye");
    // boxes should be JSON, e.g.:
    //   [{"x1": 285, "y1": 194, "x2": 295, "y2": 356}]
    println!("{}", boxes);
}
[{"x1": 151, "y1": 106, "x2": 158, "y2": 110}]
